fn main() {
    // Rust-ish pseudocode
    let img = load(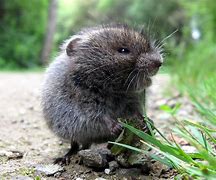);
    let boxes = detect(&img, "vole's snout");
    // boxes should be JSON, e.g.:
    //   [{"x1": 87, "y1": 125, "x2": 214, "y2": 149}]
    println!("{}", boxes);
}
[
  {"x1": 136, "y1": 52, "x2": 162, "y2": 77},
  {"x1": 137, "y1": 57, "x2": 162, "y2": 70},
  {"x1": 150, "y1": 60, "x2": 162, "y2": 68}
]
